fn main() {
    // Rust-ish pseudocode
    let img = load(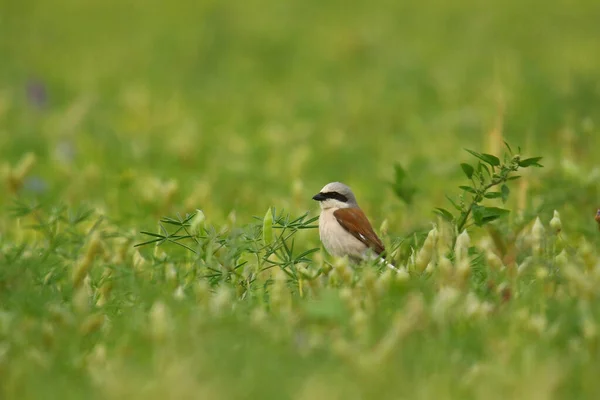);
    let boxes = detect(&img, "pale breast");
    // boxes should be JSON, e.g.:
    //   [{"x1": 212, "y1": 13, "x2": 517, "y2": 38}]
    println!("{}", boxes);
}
[{"x1": 319, "y1": 209, "x2": 368, "y2": 259}]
